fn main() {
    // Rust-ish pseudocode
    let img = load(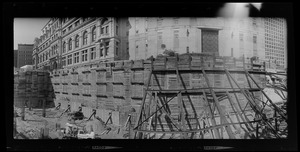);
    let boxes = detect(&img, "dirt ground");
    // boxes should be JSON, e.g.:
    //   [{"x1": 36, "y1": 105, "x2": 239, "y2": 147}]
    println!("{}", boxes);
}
[{"x1": 14, "y1": 107, "x2": 129, "y2": 139}]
